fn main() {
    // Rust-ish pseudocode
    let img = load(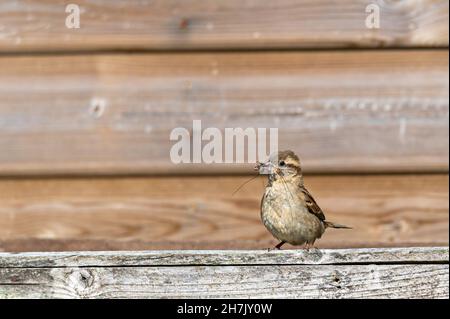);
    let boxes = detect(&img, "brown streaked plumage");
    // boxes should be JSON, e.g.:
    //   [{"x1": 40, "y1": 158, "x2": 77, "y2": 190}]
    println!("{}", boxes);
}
[{"x1": 256, "y1": 150, "x2": 351, "y2": 250}]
